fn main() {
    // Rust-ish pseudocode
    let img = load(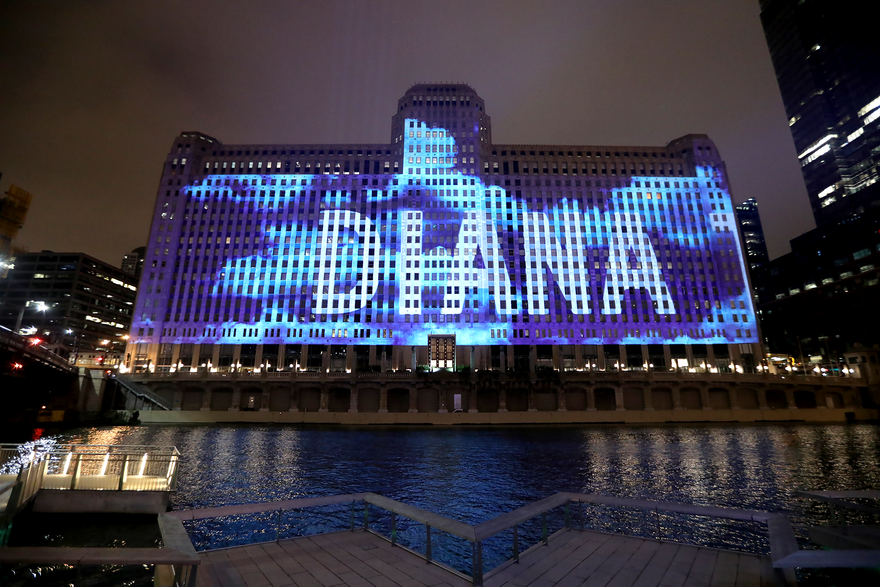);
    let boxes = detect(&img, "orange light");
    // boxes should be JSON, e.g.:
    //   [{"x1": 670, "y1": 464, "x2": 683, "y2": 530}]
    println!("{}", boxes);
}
[
  {"x1": 29, "y1": 338, "x2": 41, "y2": 346},
  {"x1": 12, "y1": 362, "x2": 23, "y2": 370}
]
